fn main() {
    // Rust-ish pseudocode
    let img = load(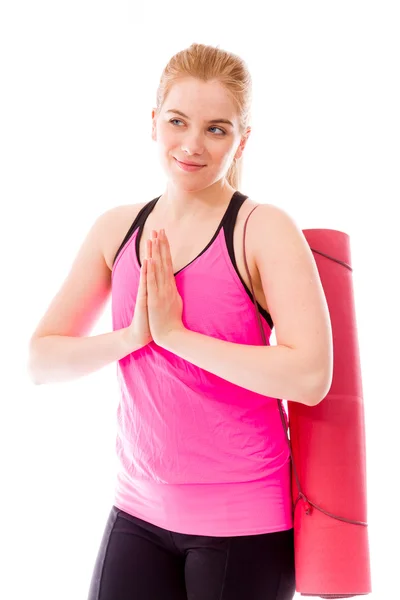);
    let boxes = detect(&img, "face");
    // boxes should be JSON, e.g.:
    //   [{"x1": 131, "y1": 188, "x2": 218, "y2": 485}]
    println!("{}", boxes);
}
[{"x1": 151, "y1": 77, "x2": 250, "y2": 189}]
